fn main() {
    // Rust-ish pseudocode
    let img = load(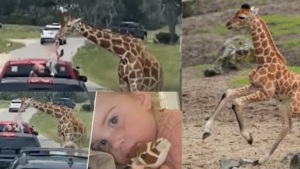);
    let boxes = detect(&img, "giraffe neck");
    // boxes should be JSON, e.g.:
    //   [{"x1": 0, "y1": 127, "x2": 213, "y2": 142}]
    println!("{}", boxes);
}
[
  {"x1": 75, "y1": 21, "x2": 142, "y2": 59},
  {"x1": 32, "y1": 101, "x2": 67, "y2": 120},
  {"x1": 249, "y1": 16, "x2": 287, "y2": 65}
]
